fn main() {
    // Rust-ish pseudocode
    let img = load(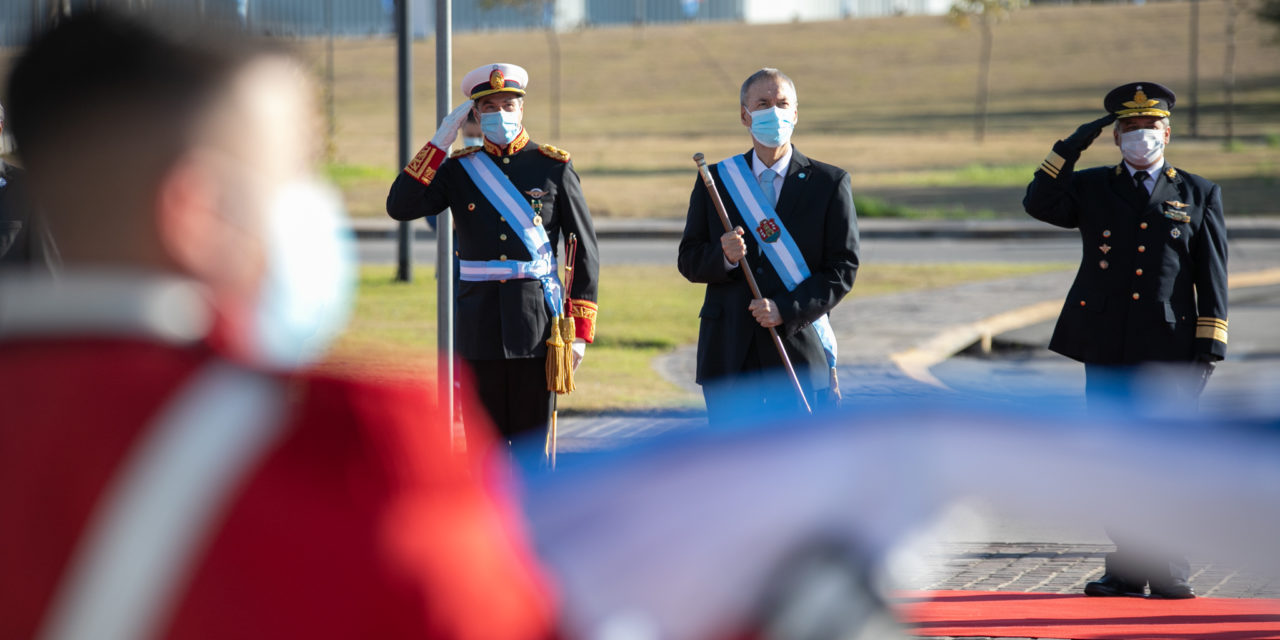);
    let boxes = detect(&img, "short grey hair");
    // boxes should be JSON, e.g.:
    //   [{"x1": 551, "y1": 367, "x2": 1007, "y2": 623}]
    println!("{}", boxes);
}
[{"x1": 739, "y1": 68, "x2": 797, "y2": 107}]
